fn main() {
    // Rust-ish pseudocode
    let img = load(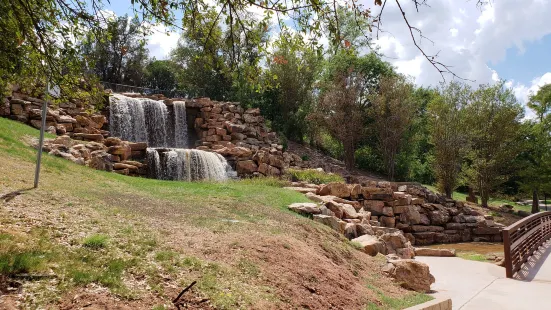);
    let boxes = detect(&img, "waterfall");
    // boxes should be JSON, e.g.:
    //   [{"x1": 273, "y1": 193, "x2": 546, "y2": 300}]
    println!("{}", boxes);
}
[
  {"x1": 110, "y1": 94, "x2": 234, "y2": 181},
  {"x1": 173, "y1": 101, "x2": 188, "y2": 148},
  {"x1": 146, "y1": 148, "x2": 233, "y2": 181},
  {"x1": 109, "y1": 94, "x2": 188, "y2": 148}
]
